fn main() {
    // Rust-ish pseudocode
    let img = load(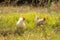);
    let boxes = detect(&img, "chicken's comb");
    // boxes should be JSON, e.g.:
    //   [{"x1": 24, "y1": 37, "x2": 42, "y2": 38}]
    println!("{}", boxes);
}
[
  {"x1": 23, "y1": 17, "x2": 25, "y2": 20},
  {"x1": 44, "y1": 17, "x2": 46, "y2": 21}
]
